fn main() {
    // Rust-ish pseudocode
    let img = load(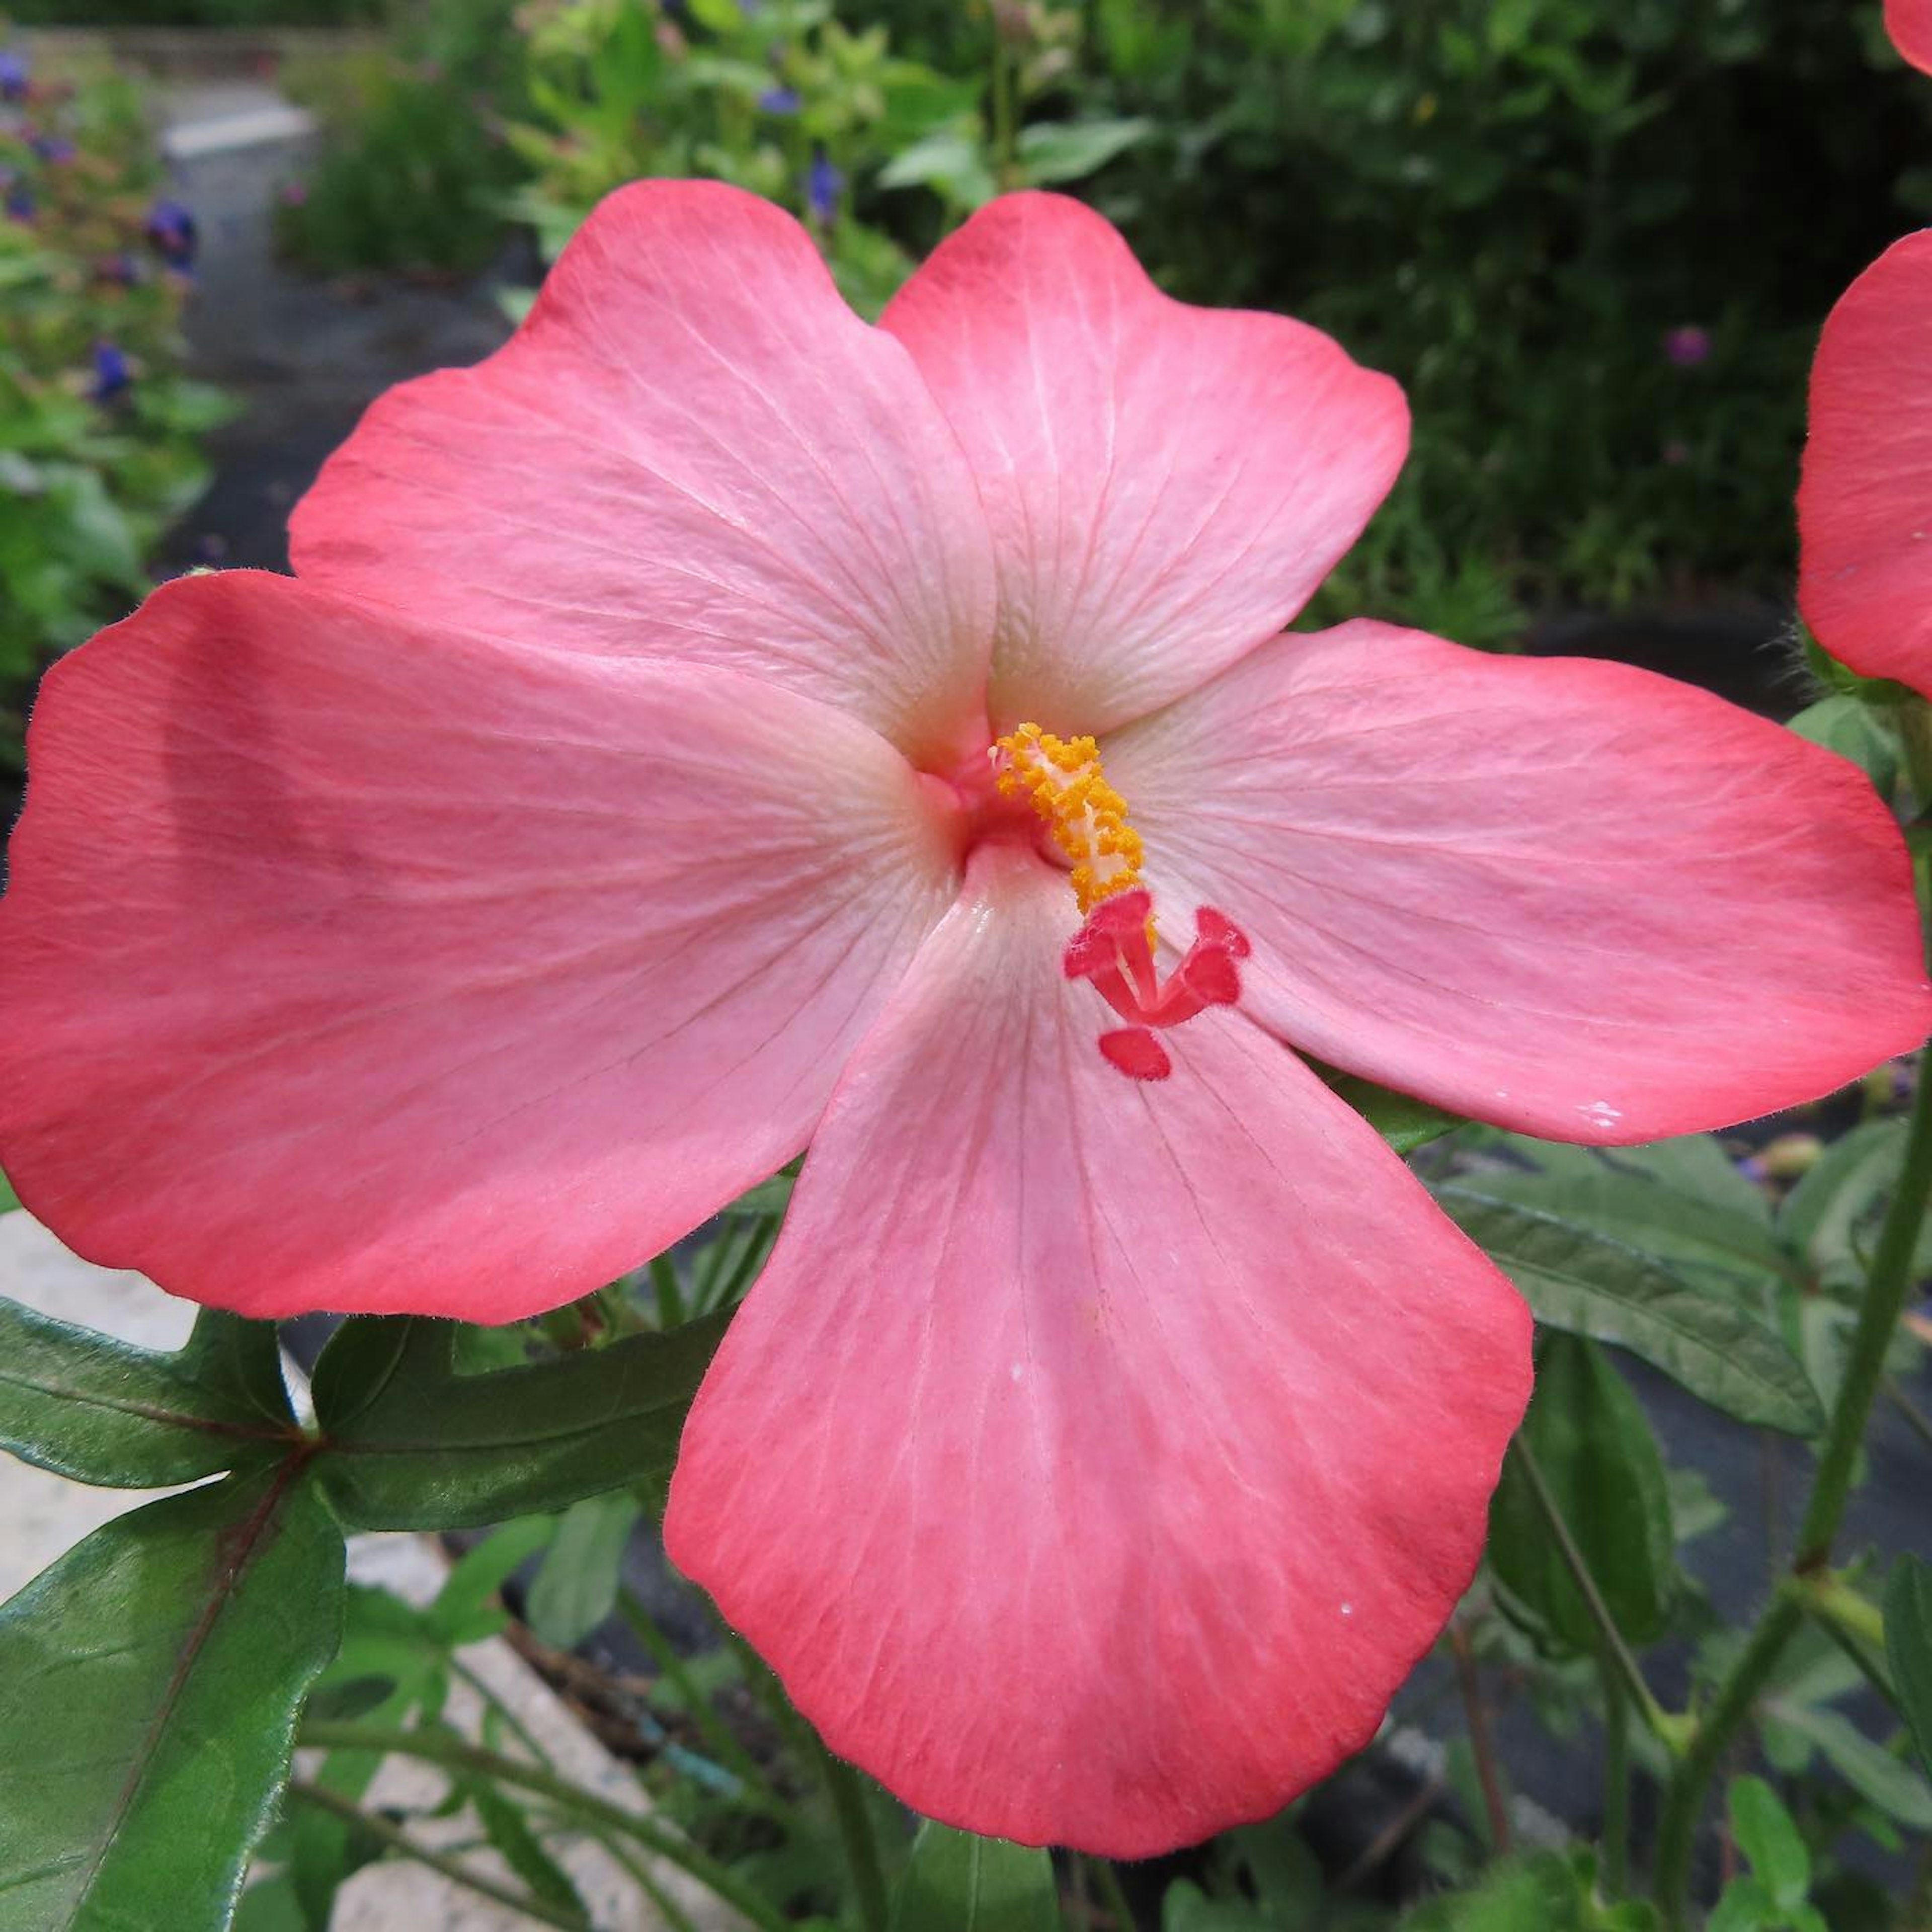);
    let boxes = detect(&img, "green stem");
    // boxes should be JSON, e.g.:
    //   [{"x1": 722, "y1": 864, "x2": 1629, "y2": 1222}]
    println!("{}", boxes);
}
[
  {"x1": 617, "y1": 1586, "x2": 775, "y2": 1799},
  {"x1": 583, "y1": 1824, "x2": 704, "y2": 1932},
  {"x1": 1653, "y1": 1592, "x2": 1802, "y2": 1926},
  {"x1": 989, "y1": 26, "x2": 1016, "y2": 182},
  {"x1": 298, "y1": 1720, "x2": 793, "y2": 1932},
  {"x1": 1598, "y1": 1654, "x2": 1631, "y2": 1898},
  {"x1": 1086, "y1": 1855, "x2": 1136, "y2": 1929},
  {"x1": 815, "y1": 1738, "x2": 891, "y2": 1932},
  {"x1": 288, "y1": 1777, "x2": 589, "y2": 1930},
  {"x1": 1795, "y1": 1044, "x2": 1932, "y2": 1572},
  {"x1": 450, "y1": 1655, "x2": 556, "y2": 1769},
  {"x1": 1509, "y1": 1439, "x2": 1686, "y2": 1752},
  {"x1": 1793, "y1": 1570, "x2": 1896, "y2": 1700}
]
